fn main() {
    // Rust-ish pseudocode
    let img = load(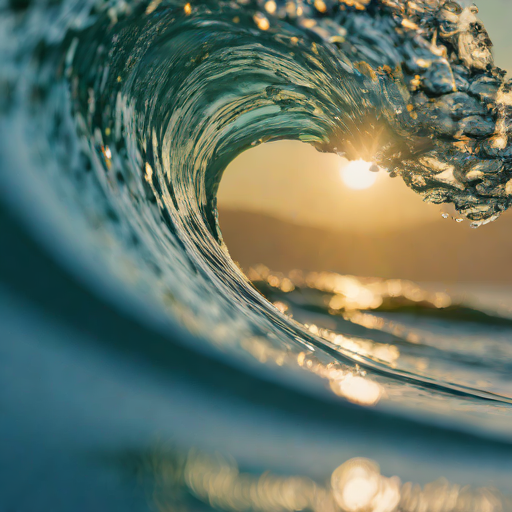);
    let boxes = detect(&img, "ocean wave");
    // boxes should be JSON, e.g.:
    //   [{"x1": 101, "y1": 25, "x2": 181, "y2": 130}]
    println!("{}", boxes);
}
[{"x1": 2, "y1": 0, "x2": 512, "y2": 461}]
